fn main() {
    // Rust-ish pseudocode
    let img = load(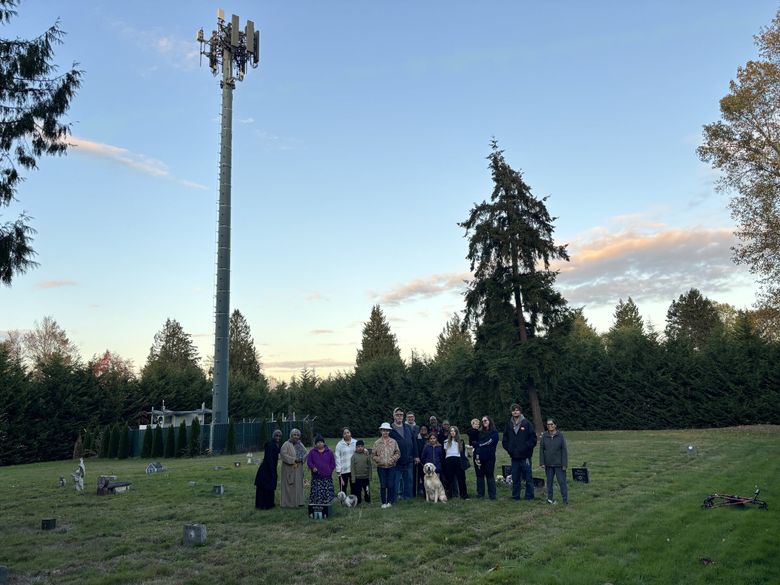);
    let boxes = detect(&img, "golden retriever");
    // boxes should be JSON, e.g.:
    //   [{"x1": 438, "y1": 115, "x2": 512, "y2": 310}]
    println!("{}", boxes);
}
[{"x1": 423, "y1": 462, "x2": 447, "y2": 503}]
